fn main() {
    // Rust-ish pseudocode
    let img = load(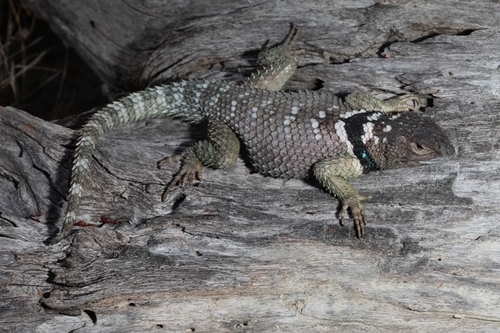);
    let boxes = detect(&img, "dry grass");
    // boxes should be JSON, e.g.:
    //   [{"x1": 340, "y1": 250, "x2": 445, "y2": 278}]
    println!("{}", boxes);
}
[{"x1": 0, "y1": 0, "x2": 105, "y2": 120}]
